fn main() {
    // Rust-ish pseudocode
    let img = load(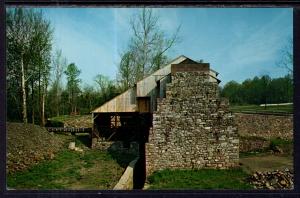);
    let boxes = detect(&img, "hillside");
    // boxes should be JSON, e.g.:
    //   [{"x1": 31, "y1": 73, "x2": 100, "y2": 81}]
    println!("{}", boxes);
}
[
  {"x1": 6, "y1": 122, "x2": 70, "y2": 173},
  {"x1": 49, "y1": 115, "x2": 92, "y2": 128}
]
